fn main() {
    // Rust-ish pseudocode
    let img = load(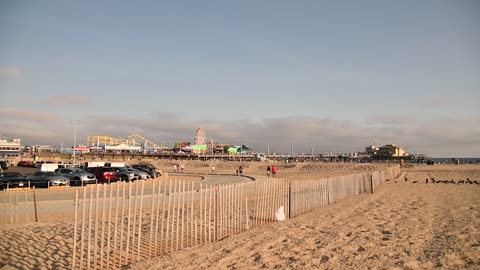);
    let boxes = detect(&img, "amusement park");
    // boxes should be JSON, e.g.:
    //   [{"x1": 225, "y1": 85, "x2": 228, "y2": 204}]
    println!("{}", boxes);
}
[{"x1": 83, "y1": 128, "x2": 253, "y2": 155}]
